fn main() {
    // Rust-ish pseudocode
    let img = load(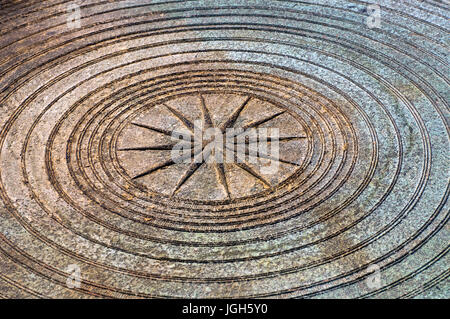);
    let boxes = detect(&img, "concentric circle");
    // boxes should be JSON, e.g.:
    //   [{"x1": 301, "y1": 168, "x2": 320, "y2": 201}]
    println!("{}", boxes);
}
[{"x1": 0, "y1": 0, "x2": 448, "y2": 298}]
